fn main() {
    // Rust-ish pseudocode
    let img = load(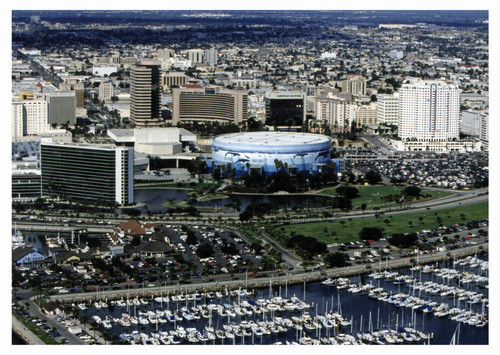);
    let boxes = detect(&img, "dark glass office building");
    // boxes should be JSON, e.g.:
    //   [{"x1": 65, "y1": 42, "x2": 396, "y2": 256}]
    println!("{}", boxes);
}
[
  {"x1": 265, "y1": 92, "x2": 306, "y2": 127},
  {"x1": 12, "y1": 172, "x2": 41, "y2": 199},
  {"x1": 41, "y1": 143, "x2": 133, "y2": 204},
  {"x1": 130, "y1": 61, "x2": 162, "y2": 127}
]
